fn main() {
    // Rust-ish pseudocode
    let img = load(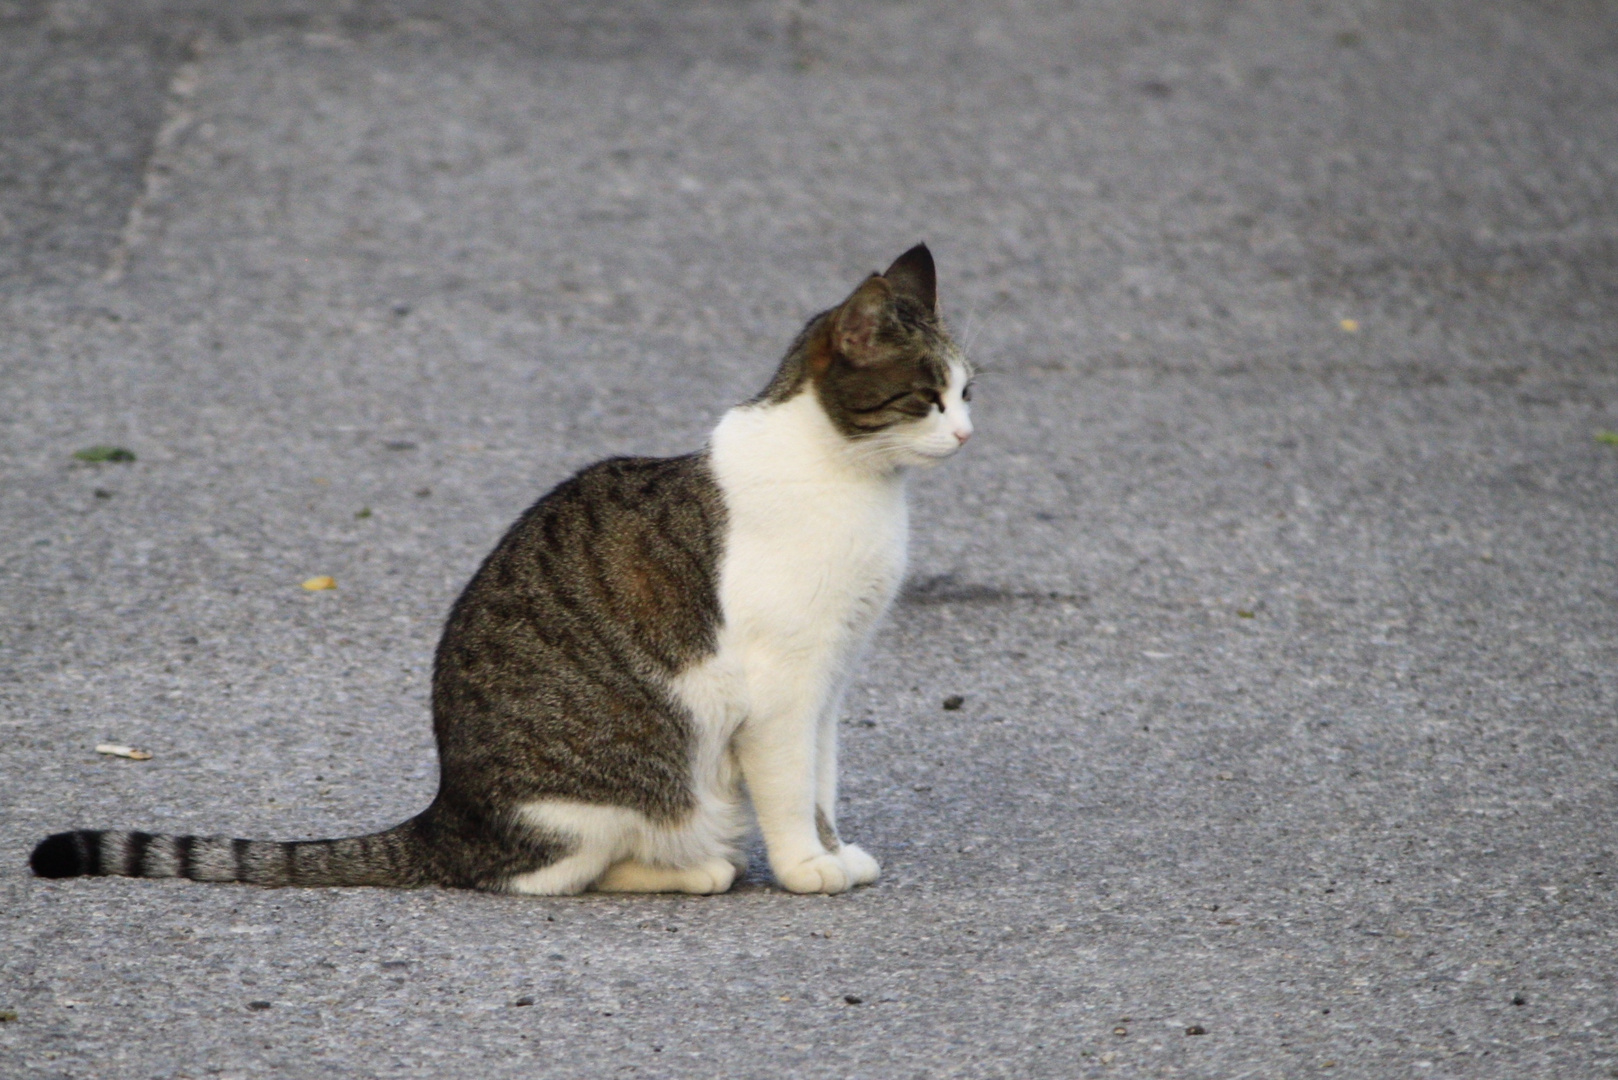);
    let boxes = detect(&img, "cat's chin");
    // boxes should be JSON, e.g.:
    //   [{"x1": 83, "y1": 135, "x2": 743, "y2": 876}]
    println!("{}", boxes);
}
[
  {"x1": 897, "y1": 443, "x2": 963, "y2": 468},
  {"x1": 843, "y1": 444, "x2": 957, "y2": 474}
]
